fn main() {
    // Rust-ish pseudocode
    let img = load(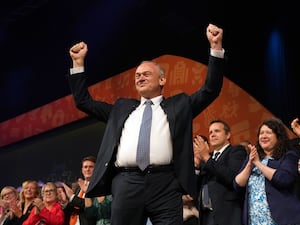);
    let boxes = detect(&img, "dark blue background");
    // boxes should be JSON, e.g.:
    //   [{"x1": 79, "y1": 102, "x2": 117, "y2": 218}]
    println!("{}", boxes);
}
[{"x1": 0, "y1": 0, "x2": 299, "y2": 189}]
